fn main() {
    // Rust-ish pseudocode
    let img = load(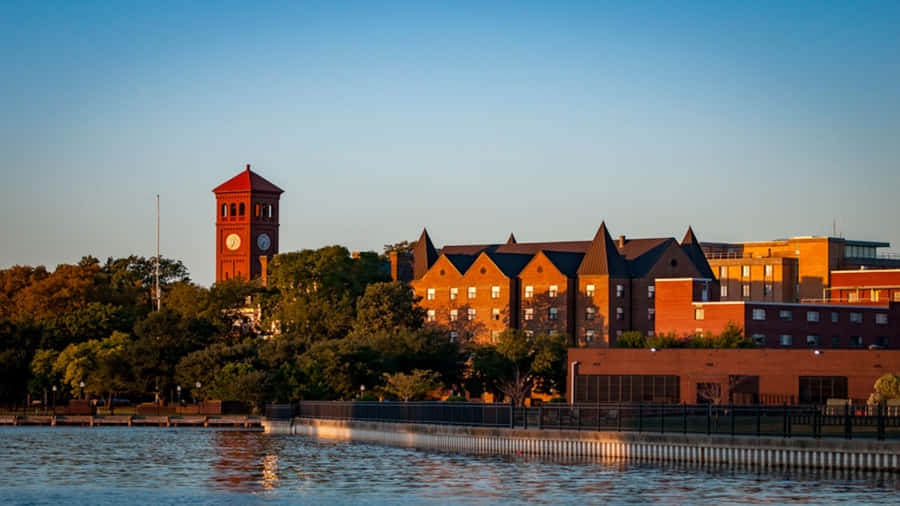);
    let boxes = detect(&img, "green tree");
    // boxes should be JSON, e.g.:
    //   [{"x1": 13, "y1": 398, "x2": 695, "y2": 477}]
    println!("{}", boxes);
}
[
  {"x1": 615, "y1": 331, "x2": 648, "y2": 348},
  {"x1": 874, "y1": 374, "x2": 900, "y2": 400},
  {"x1": 28, "y1": 349, "x2": 60, "y2": 401},
  {"x1": 381, "y1": 369, "x2": 441, "y2": 401},
  {"x1": 352, "y1": 281, "x2": 424, "y2": 336},
  {"x1": 207, "y1": 362, "x2": 268, "y2": 410}
]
